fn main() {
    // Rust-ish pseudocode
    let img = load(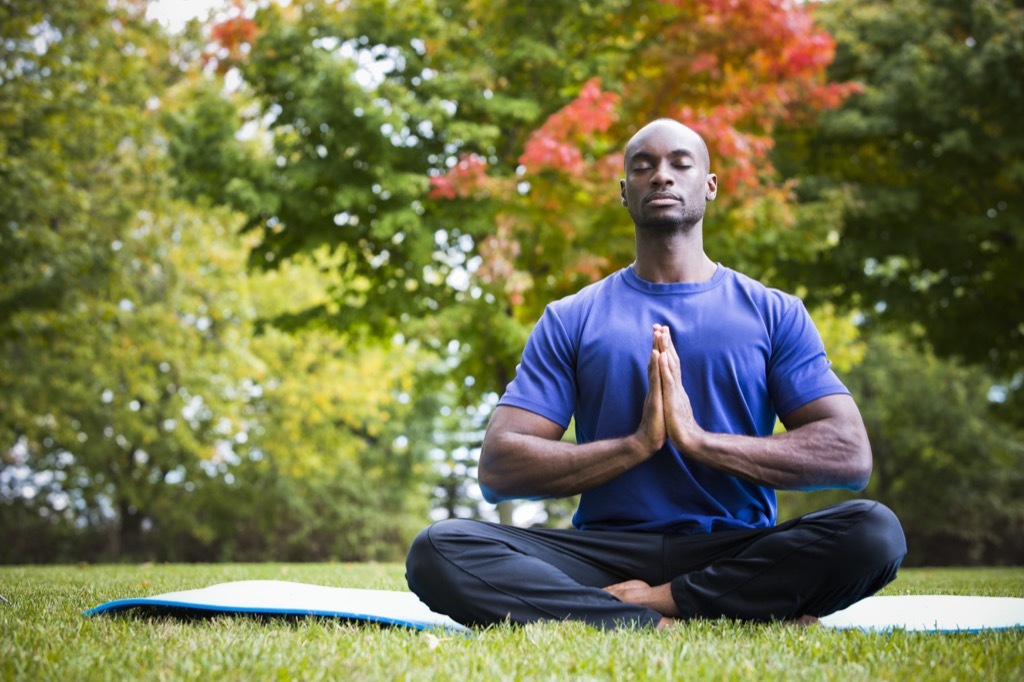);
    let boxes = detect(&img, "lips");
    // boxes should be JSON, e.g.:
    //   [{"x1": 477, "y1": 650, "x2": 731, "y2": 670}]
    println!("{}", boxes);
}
[{"x1": 644, "y1": 192, "x2": 681, "y2": 205}]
